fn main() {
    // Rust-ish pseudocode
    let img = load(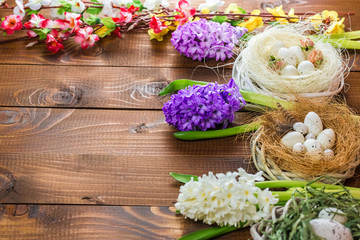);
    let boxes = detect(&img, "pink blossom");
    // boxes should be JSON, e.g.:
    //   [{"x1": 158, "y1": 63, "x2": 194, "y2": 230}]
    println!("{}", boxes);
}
[
  {"x1": 149, "y1": 16, "x2": 166, "y2": 34},
  {"x1": 45, "y1": 34, "x2": 64, "y2": 53},
  {"x1": 64, "y1": 12, "x2": 82, "y2": 33},
  {"x1": 75, "y1": 27, "x2": 99, "y2": 49},
  {"x1": 27, "y1": 30, "x2": 37, "y2": 38},
  {"x1": 174, "y1": 0, "x2": 196, "y2": 25},
  {"x1": 1, "y1": 15, "x2": 23, "y2": 35},
  {"x1": 24, "y1": 14, "x2": 52, "y2": 29}
]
